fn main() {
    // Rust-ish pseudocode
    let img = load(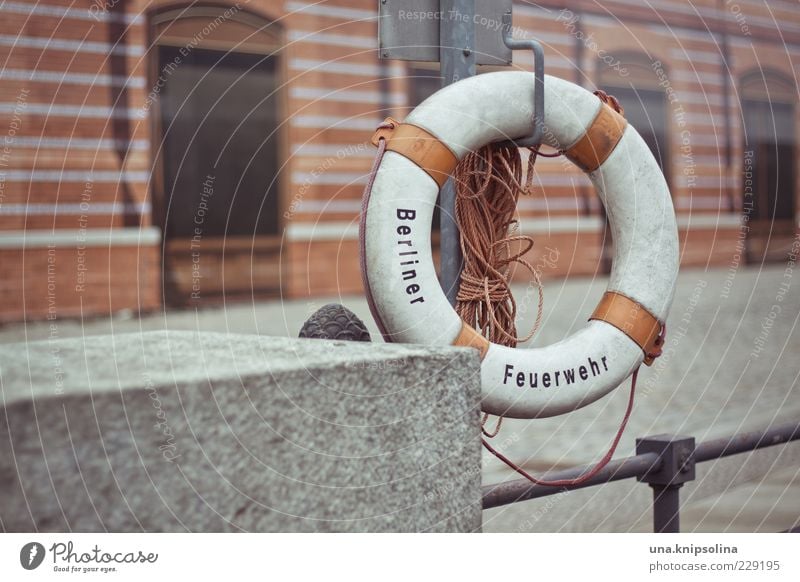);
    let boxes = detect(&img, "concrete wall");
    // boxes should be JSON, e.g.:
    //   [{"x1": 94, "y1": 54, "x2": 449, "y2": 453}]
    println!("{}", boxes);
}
[{"x1": 0, "y1": 331, "x2": 482, "y2": 532}]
